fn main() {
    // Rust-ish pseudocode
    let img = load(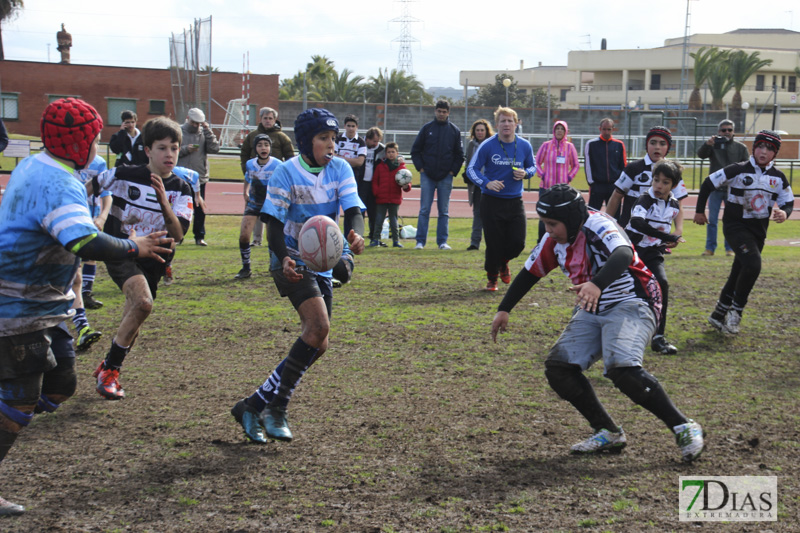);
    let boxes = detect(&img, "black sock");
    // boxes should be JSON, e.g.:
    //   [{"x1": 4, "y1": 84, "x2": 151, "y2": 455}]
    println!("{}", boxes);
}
[{"x1": 104, "y1": 340, "x2": 130, "y2": 370}]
